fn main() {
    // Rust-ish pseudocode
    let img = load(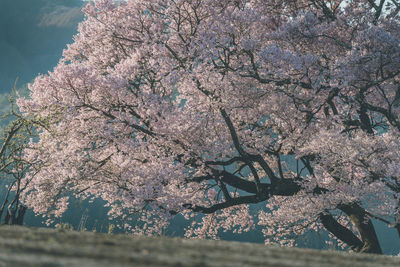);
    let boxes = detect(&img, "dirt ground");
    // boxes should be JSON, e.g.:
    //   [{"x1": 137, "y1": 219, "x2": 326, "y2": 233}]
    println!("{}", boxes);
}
[{"x1": 0, "y1": 225, "x2": 398, "y2": 266}]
